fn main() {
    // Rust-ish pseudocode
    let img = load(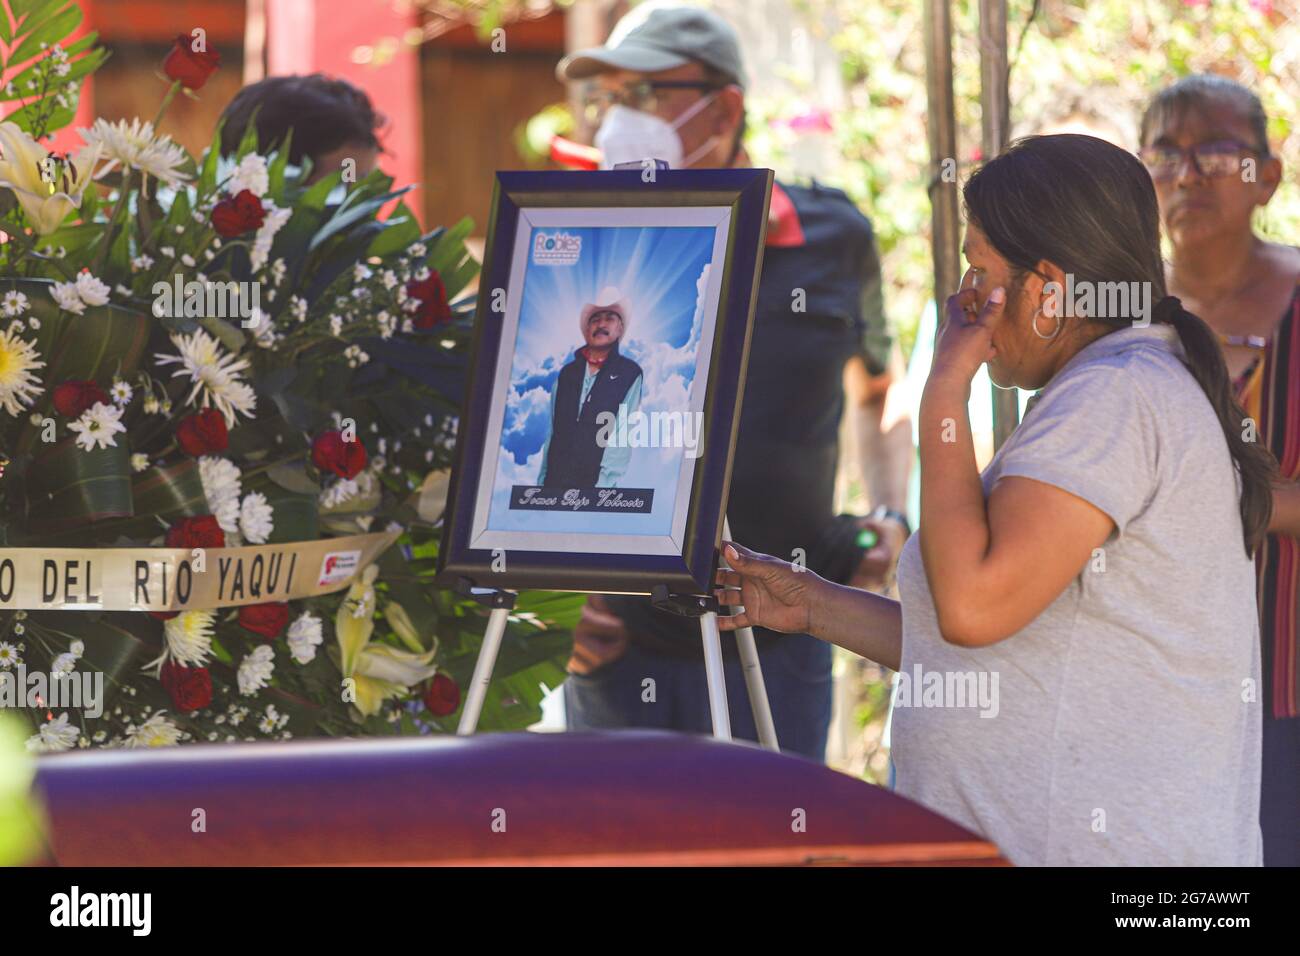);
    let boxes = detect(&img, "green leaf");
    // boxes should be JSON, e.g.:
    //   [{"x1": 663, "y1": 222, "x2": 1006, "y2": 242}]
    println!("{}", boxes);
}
[
  {"x1": 41, "y1": 298, "x2": 150, "y2": 384},
  {"x1": 10, "y1": 1, "x2": 82, "y2": 67},
  {"x1": 10, "y1": 0, "x2": 55, "y2": 19},
  {"x1": 266, "y1": 494, "x2": 318, "y2": 543},
  {"x1": 25, "y1": 436, "x2": 133, "y2": 532},
  {"x1": 197, "y1": 119, "x2": 225, "y2": 195},
  {"x1": 266, "y1": 462, "x2": 320, "y2": 496},
  {"x1": 132, "y1": 458, "x2": 208, "y2": 521},
  {"x1": 308, "y1": 185, "x2": 414, "y2": 252},
  {"x1": 441, "y1": 625, "x2": 571, "y2": 730},
  {"x1": 235, "y1": 107, "x2": 260, "y2": 159},
  {"x1": 266, "y1": 130, "x2": 293, "y2": 200},
  {"x1": 198, "y1": 315, "x2": 246, "y2": 353},
  {"x1": 34, "y1": 221, "x2": 100, "y2": 255},
  {"x1": 244, "y1": 472, "x2": 319, "y2": 542},
  {"x1": 365, "y1": 200, "x2": 422, "y2": 258},
  {"x1": 36, "y1": 613, "x2": 149, "y2": 691},
  {"x1": 513, "y1": 589, "x2": 587, "y2": 631}
]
